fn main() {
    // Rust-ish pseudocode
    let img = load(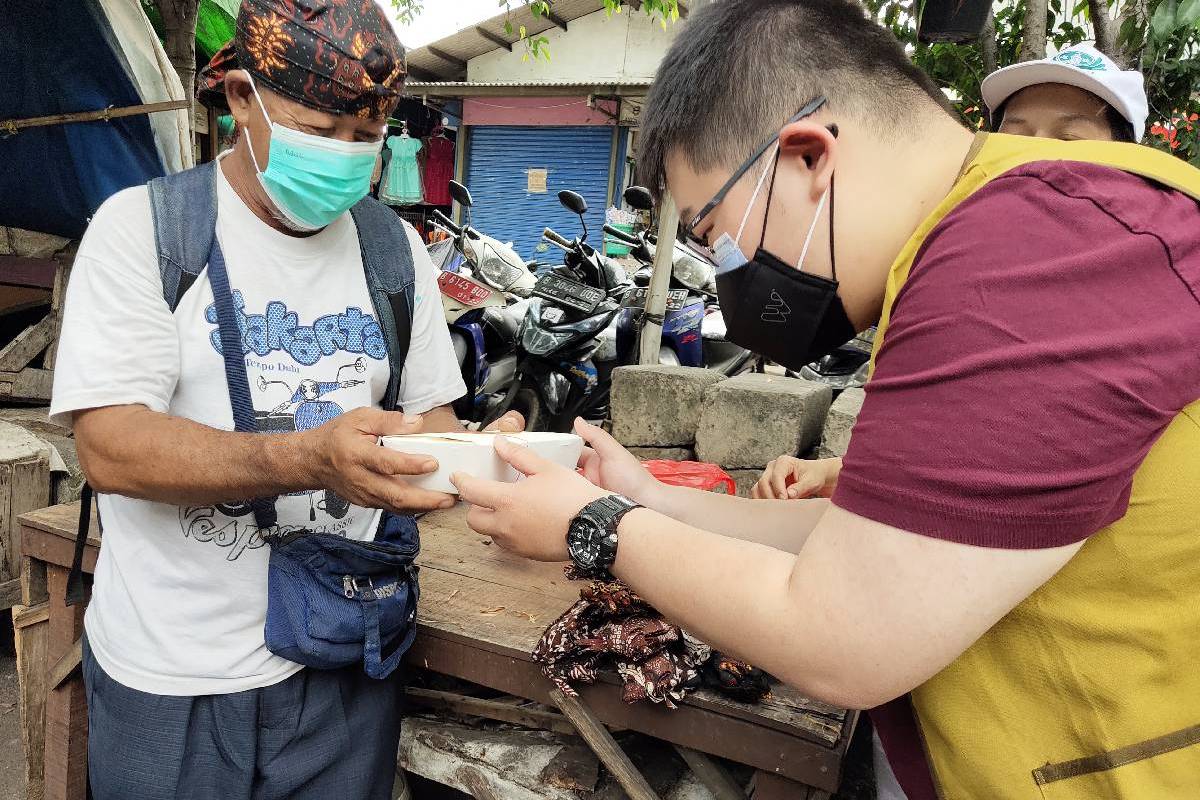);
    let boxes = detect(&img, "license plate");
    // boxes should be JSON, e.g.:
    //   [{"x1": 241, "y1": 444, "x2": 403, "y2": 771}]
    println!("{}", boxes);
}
[
  {"x1": 438, "y1": 271, "x2": 492, "y2": 307},
  {"x1": 532, "y1": 273, "x2": 605, "y2": 314},
  {"x1": 623, "y1": 287, "x2": 690, "y2": 311}
]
